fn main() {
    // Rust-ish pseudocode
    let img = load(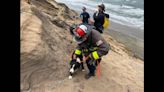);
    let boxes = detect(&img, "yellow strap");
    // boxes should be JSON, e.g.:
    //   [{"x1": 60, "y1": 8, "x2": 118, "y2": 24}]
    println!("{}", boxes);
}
[
  {"x1": 93, "y1": 47, "x2": 98, "y2": 50},
  {"x1": 75, "y1": 49, "x2": 82, "y2": 55},
  {"x1": 103, "y1": 17, "x2": 110, "y2": 29},
  {"x1": 92, "y1": 51, "x2": 99, "y2": 60},
  {"x1": 84, "y1": 49, "x2": 88, "y2": 52}
]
